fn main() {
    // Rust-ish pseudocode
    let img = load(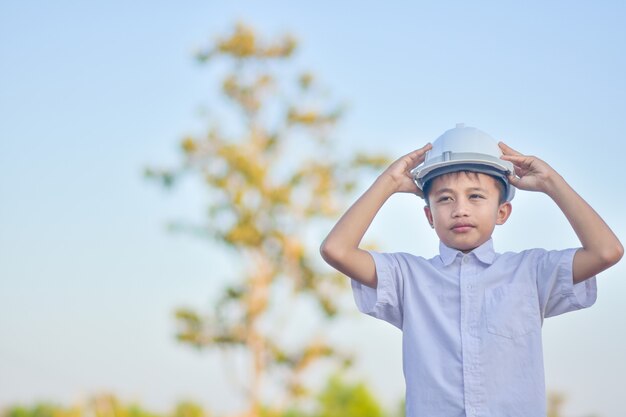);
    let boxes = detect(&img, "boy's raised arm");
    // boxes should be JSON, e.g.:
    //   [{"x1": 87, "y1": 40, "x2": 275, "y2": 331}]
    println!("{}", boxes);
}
[
  {"x1": 499, "y1": 142, "x2": 624, "y2": 284},
  {"x1": 320, "y1": 144, "x2": 432, "y2": 288}
]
